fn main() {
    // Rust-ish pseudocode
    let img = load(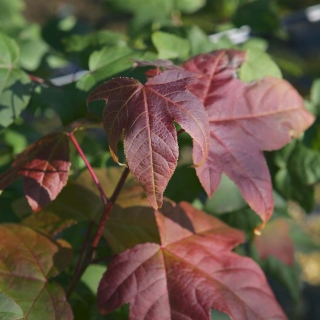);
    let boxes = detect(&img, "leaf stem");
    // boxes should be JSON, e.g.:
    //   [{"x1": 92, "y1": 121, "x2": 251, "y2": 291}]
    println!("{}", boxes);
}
[
  {"x1": 68, "y1": 131, "x2": 108, "y2": 205},
  {"x1": 28, "y1": 74, "x2": 59, "y2": 87}
]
